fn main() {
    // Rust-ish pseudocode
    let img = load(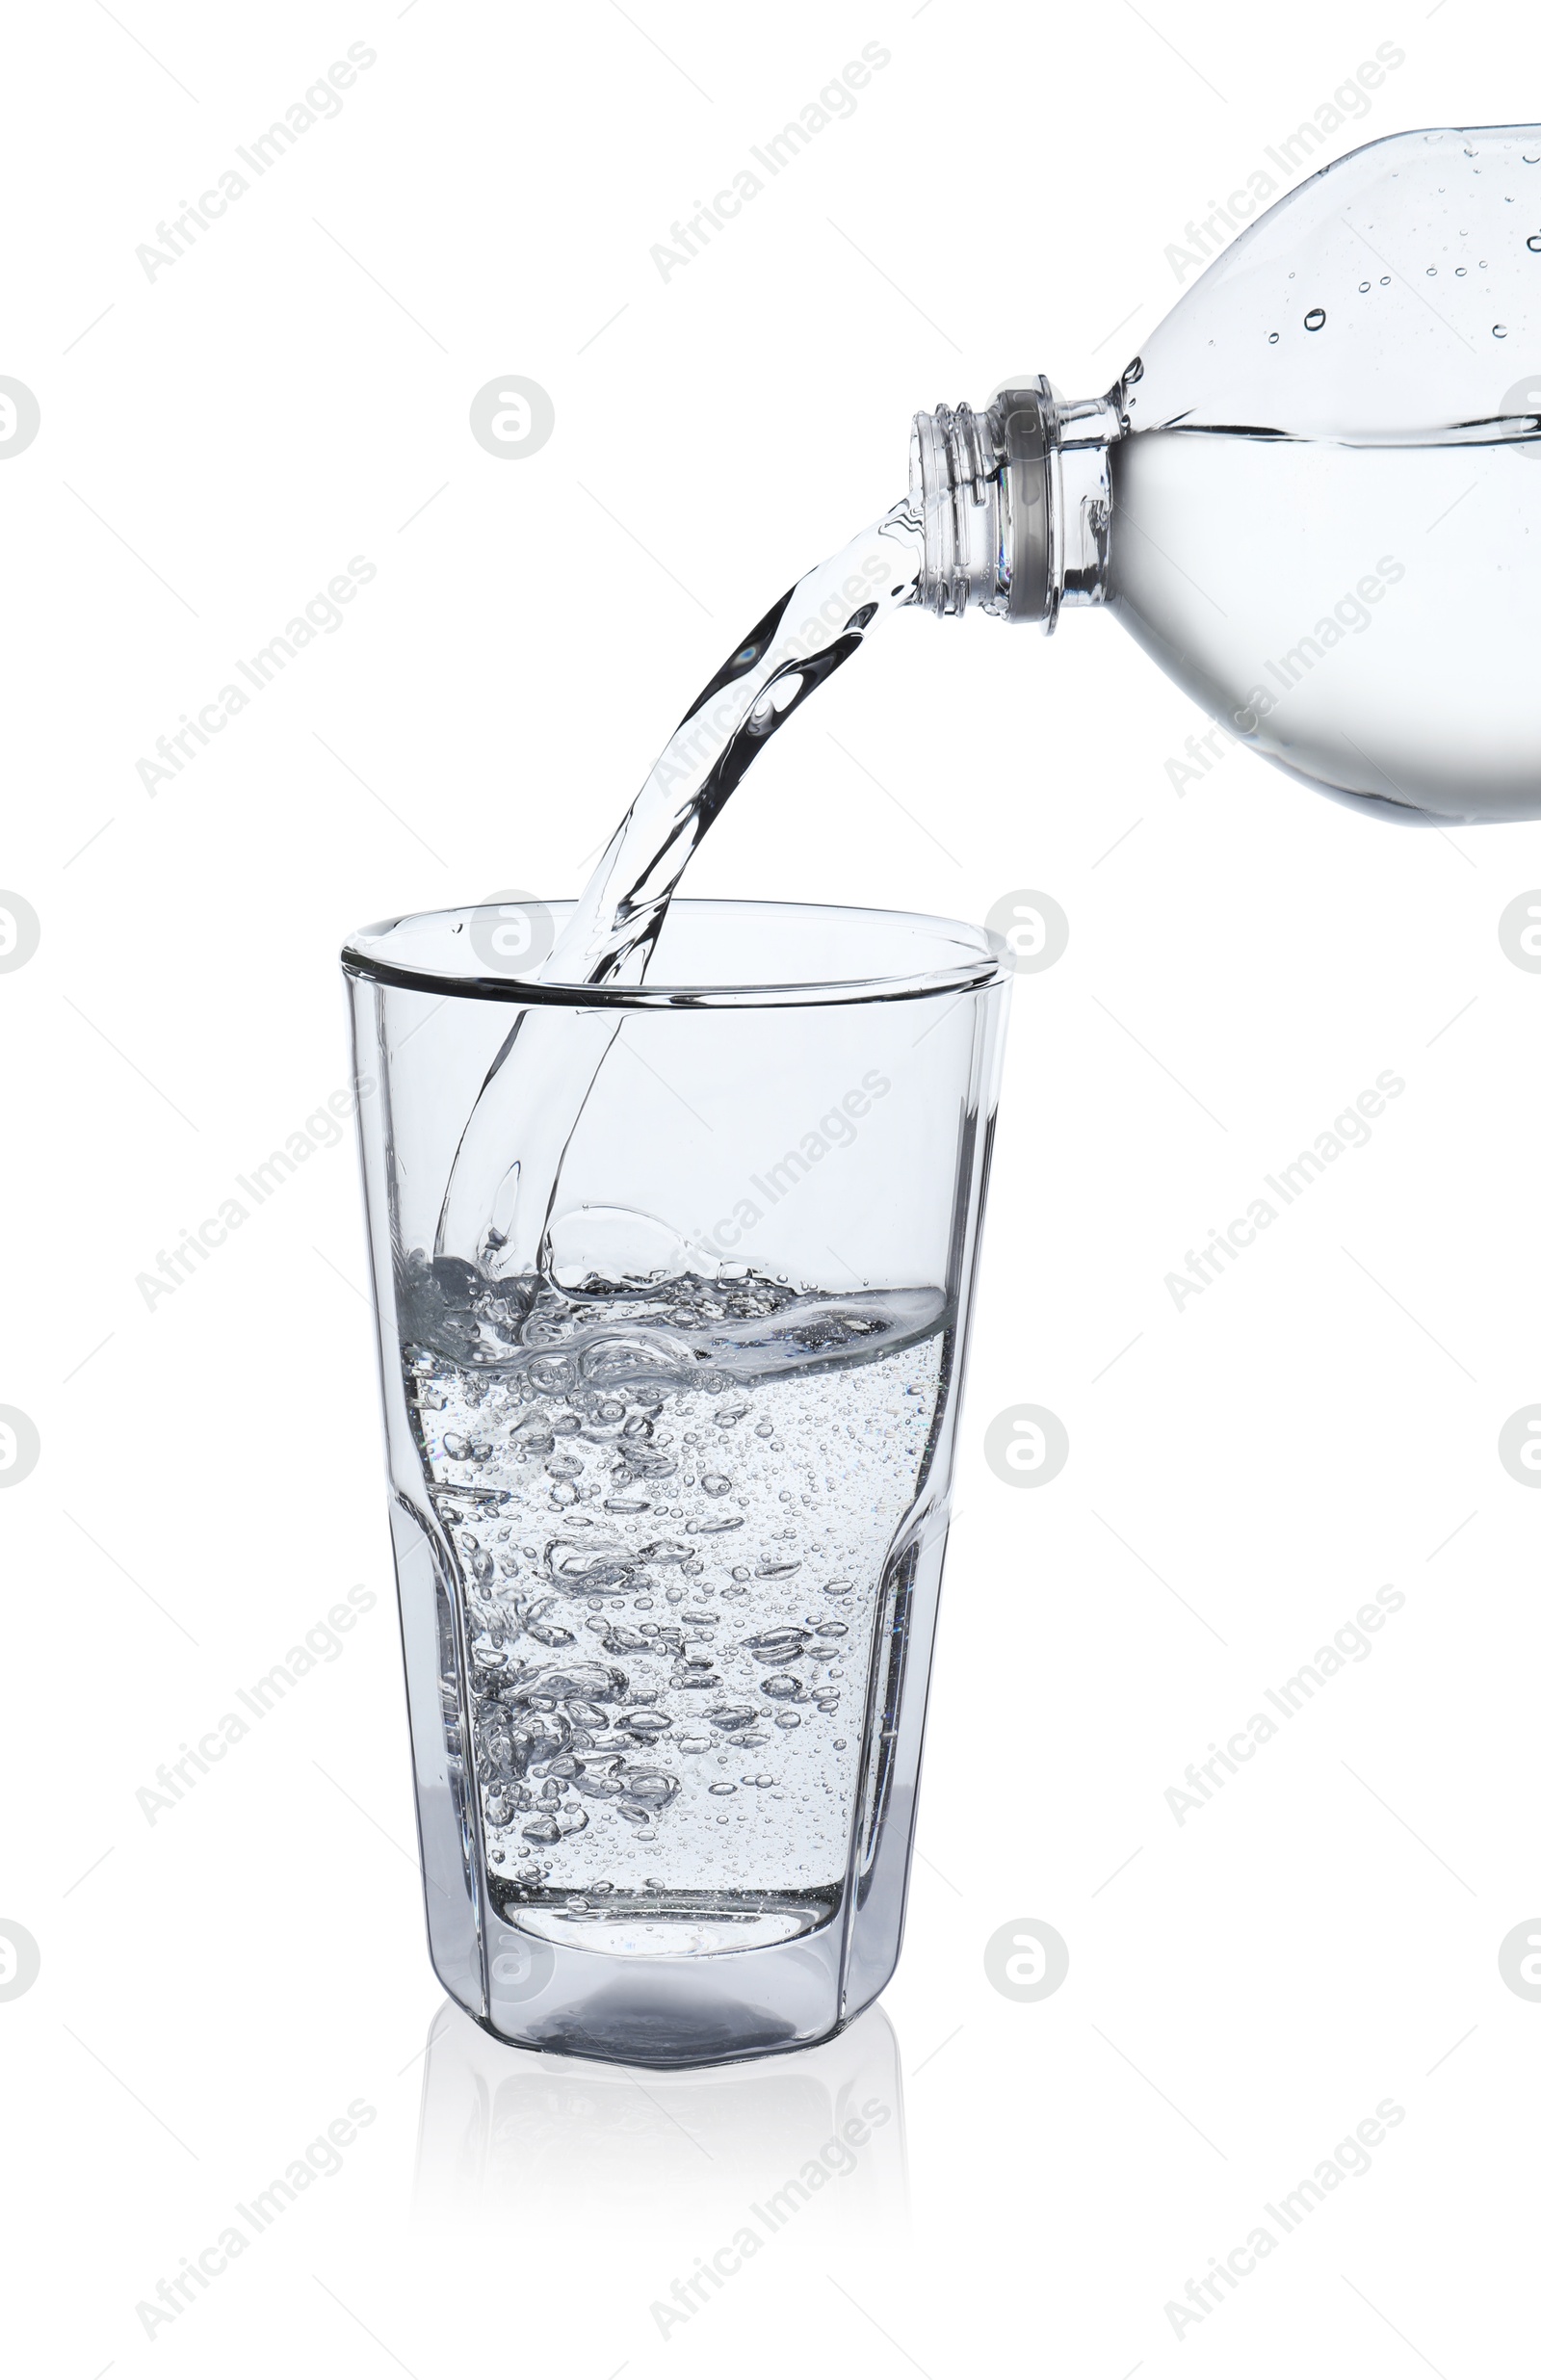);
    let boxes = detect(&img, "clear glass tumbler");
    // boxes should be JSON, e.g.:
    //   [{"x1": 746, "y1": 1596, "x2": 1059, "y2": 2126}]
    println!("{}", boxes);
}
[{"x1": 343, "y1": 899, "x2": 1008, "y2": 2066}]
